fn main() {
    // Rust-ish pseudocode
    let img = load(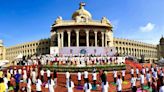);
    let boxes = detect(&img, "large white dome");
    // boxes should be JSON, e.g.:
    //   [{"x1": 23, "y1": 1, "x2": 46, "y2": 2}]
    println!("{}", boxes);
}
[{"x1": 72, "y1": 2, "x2": 92, "y2": 20}]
